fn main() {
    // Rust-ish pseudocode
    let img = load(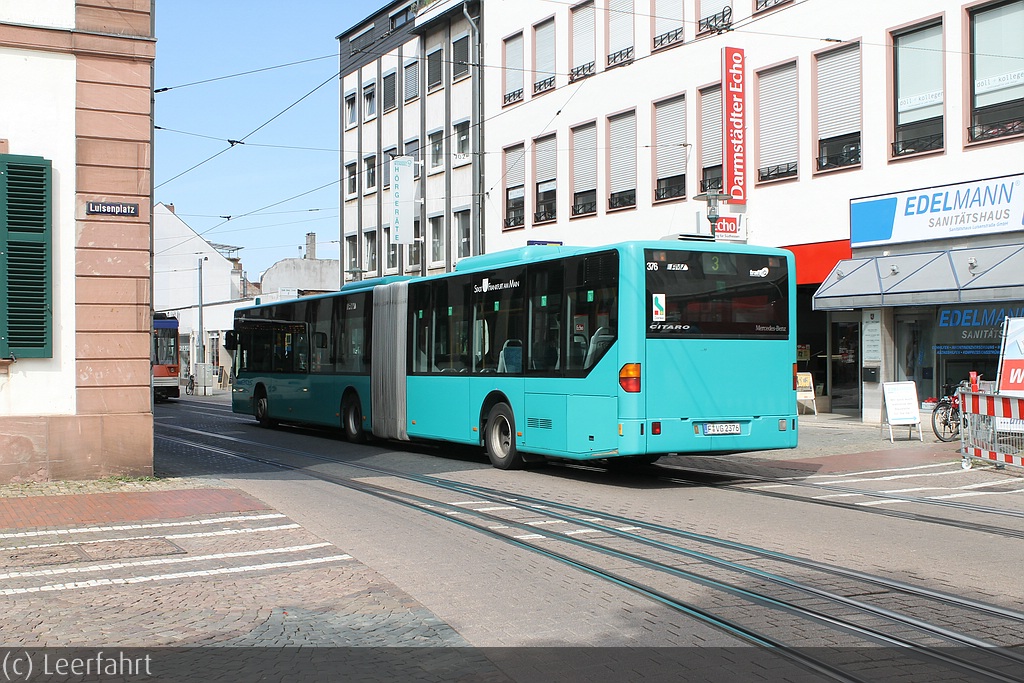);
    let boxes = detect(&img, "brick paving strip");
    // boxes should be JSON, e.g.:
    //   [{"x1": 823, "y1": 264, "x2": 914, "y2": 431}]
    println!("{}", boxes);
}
[{"x1": 0, "y1": 486, "x2": 270, "y2": 530}]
